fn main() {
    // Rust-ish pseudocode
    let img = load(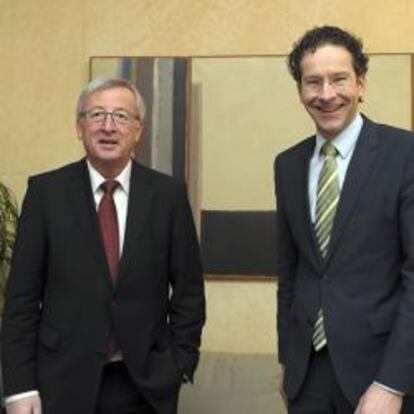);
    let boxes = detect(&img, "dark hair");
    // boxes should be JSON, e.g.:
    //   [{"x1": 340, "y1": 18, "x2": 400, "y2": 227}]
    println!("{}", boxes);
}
[{"x1": 287, "y1": 26, "x2": 369, "y2": 84}]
